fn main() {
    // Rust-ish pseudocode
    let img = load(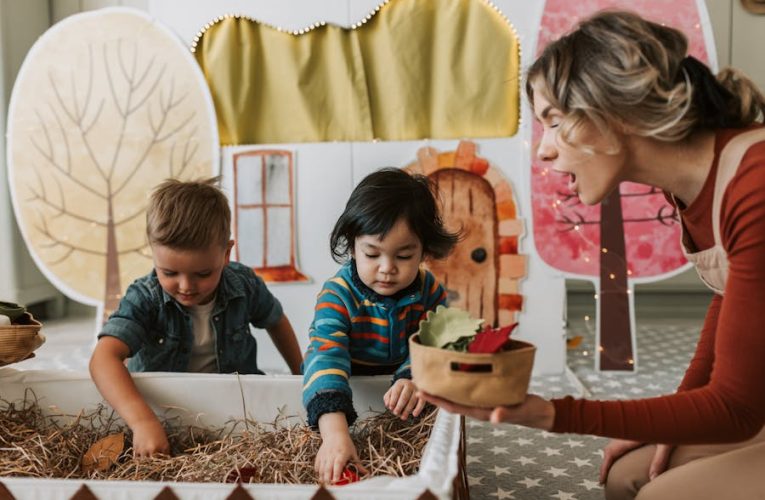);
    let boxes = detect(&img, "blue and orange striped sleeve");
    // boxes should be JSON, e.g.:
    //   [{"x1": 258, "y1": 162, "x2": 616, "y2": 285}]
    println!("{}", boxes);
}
[{"x1": 302, "y1": 279, "x2": 357, "y2": 427}]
